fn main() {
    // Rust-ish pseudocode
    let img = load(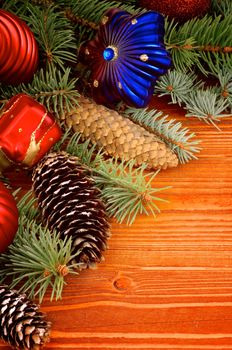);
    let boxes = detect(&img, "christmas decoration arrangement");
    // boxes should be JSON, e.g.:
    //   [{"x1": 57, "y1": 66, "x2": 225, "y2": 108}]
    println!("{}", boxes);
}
[{"x1": 0, "y1": 0, "x2": 231, "y2": 348}]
